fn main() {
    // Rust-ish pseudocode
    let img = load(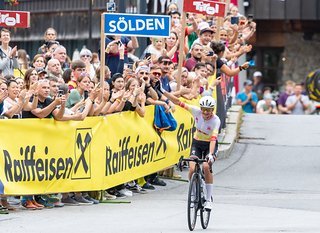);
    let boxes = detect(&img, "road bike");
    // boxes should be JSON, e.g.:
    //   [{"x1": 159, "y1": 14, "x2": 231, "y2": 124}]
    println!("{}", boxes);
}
[{"x1": 182, "y1": 157, "x2": 212, "y2": 231}]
